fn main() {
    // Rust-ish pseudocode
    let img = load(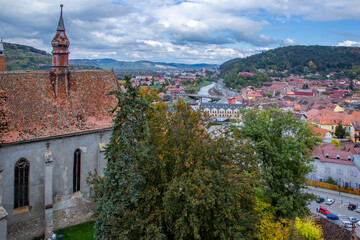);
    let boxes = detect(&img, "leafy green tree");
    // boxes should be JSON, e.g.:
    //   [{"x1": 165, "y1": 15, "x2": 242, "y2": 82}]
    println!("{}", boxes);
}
[
  {"x1": 88, "y1": 75, "x2": 154, "y2": 239},
  {"x1": 89, "y1": 77, "x2": 260, "y2": 239},
  {"x1": 335, "y1": 123, "x2": 346, "y2": 138},
  {"x1": 185, "y1": 86, "x2": 197, "y2": 94},
  {"x1": 235, "y1": 107, "x2": 321, "y2": 219},
  {"x1": 265, "y1": 92, "x2": 273, "y2": 98},
  {"x1": 302, "y1": 83, "x2": 309, "y2": 89},
  {"x1": 162, "y1": 95, "x2": 172, "y2": 102},
  {"x1": 349, "y1": 80, "x2": 354, "y2": 91}
]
